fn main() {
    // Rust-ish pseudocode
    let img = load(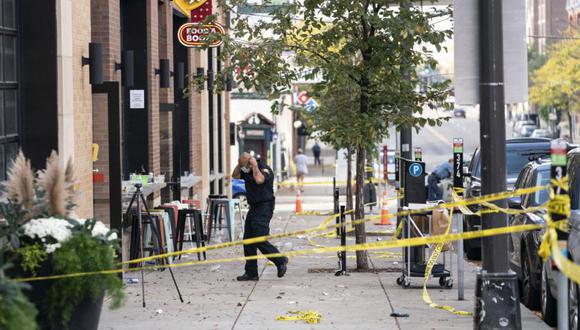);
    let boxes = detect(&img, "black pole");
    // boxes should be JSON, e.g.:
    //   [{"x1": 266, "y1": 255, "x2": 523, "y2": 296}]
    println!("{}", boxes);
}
[
  {"x1": 335, "y1": 205, "x2": 348, "y2": 276},
  {"x1": 475, "y1": 0, "x2": 521, "y2": 328},
  {"x1": 334, "y1": 177, "x2": 340, "y2": 237},
  {"x1": 479, "y1": 0, "x2": 508, "y2": 276}
]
